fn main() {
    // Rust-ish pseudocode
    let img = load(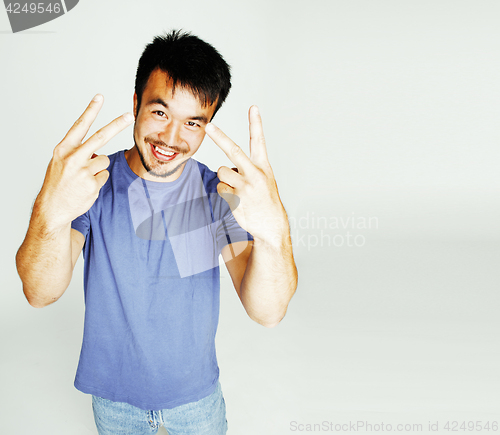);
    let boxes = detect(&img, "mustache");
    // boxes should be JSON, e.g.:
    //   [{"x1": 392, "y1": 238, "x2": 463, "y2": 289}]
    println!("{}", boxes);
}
[{"x1": 145, "y1": 136, "x2": 187, "y2": 154}]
